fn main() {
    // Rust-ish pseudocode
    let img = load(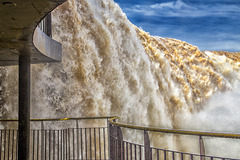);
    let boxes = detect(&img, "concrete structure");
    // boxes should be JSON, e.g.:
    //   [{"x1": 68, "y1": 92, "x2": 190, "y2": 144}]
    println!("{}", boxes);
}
[
  {"x1": 0, "y1": 0, "x2": 66, "y2": 159},
  {"x1": 0, "y1": 0, "x2": 65, "y2": 65}
]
